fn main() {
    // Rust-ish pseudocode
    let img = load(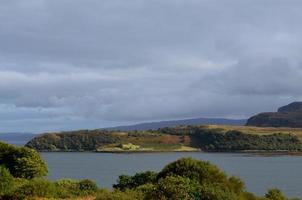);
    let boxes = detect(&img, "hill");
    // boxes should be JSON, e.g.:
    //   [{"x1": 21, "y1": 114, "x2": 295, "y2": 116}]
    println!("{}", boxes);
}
[
  {"x1": 0, "y1": 133, "x2": 35, "y2": 146},
  {"x1": 246, "y1": 102, "x2": 302, "y2": 127},
  {"x1": 105, "y1": 117, "x2": 246, "y2": 131},
  {"x1": 25, "y1": 125, "x2": 302, "y2": 152},
  {"x1": 0, "y1": 118, "x2": 245, "y2": 146}
]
